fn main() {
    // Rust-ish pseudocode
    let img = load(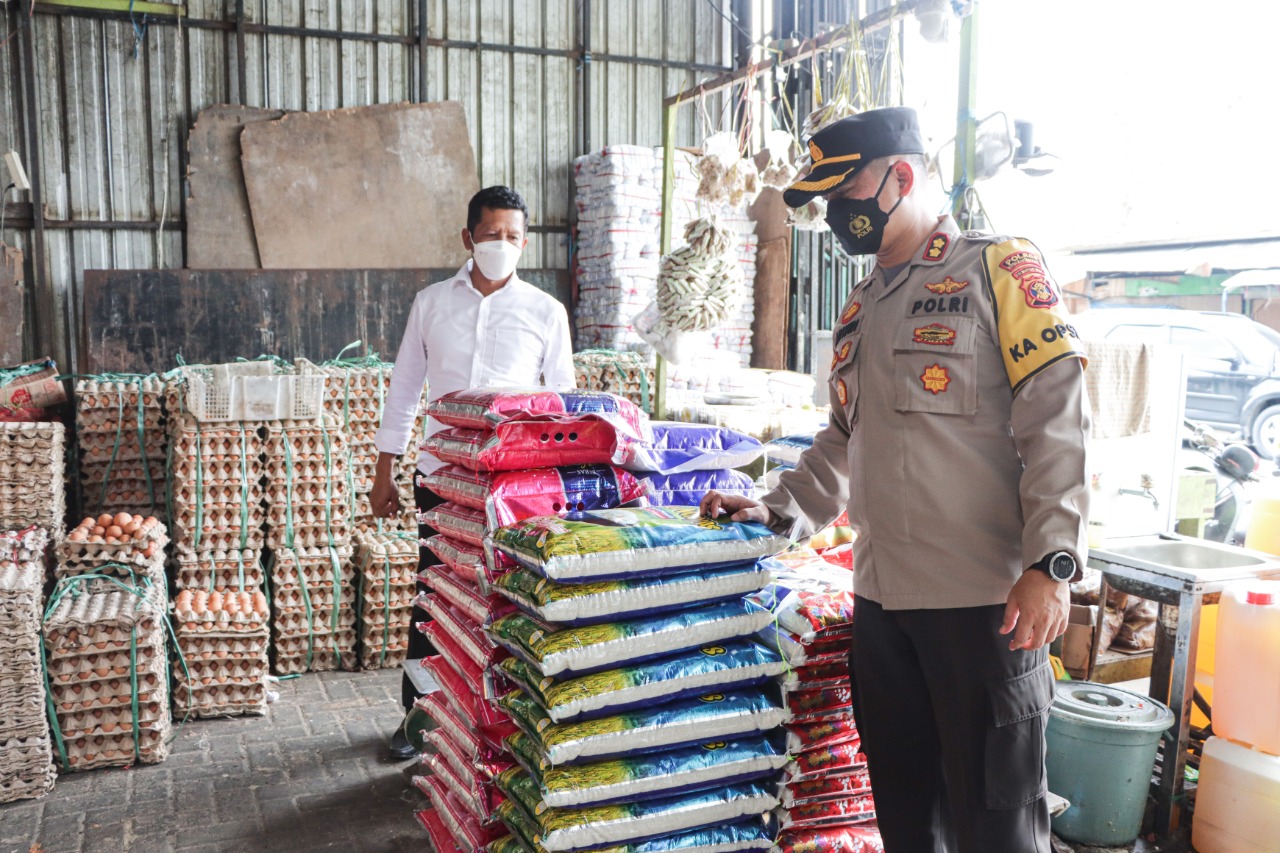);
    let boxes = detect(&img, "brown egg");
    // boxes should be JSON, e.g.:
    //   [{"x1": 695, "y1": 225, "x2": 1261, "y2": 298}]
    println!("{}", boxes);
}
[
  {"x1": 97, "y1": 513, "x2": 114, "y2": 527},
  {"x1": 113, "y1": 512, "x2": 132, "y2": 528},
  {"x1": 68, "y1": 529, "x2": 88, "y2": 542},
  {"x1": 105, "y1": 525, "x2": 122, "y2": 538},
  {"x1": 91, "y1": 526, "x2": 105, "y2": 536},
  {"x1": 117, "y1": 533, "x2": 131, "y2": 543},
  {"x1": 122, "y1": 522, "x2": 140, "y2": 536}
]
